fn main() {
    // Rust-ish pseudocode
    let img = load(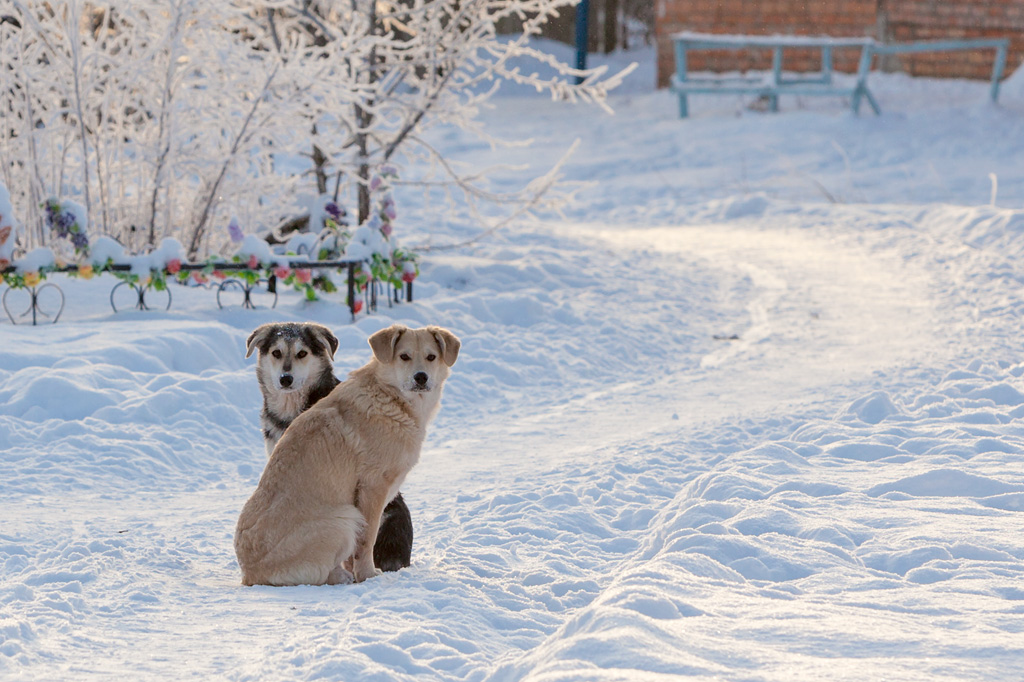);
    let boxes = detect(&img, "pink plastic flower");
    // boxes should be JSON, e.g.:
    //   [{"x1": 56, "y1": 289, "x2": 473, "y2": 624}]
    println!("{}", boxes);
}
[
  {"x1": 192, "y1": 271, "x2": 208, "y2": 284},
  {"x1": 166, "y1": 258, "x2": 182, "y2": 275},
  {"x1": 295, "y1": 269, "x2": 312, "y2": 284},
  {"x1": 401, "y1": 270, "x2": 416, "y2": 283},
  {"x1": 352, "y1": 299, "x2": 364, "y2": 314},
  {"x1": 274, "y1": 265, "x2": 291, "y2": 279},
  {"x1": 247, "y1": 254, "x2": 259, "y2": 270}
]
